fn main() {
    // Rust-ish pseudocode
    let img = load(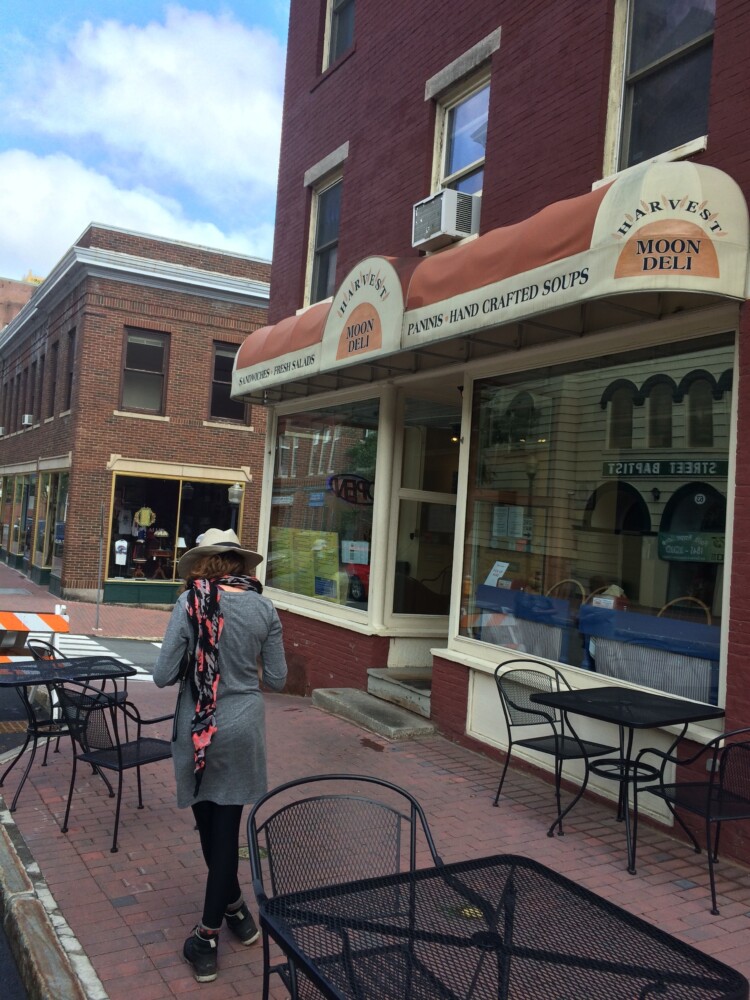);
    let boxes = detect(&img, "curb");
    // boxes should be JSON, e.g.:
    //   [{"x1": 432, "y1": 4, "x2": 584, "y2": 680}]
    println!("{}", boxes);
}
[{"x1": 0, "y1": 800, "x2": 108, "y2": 1000}]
